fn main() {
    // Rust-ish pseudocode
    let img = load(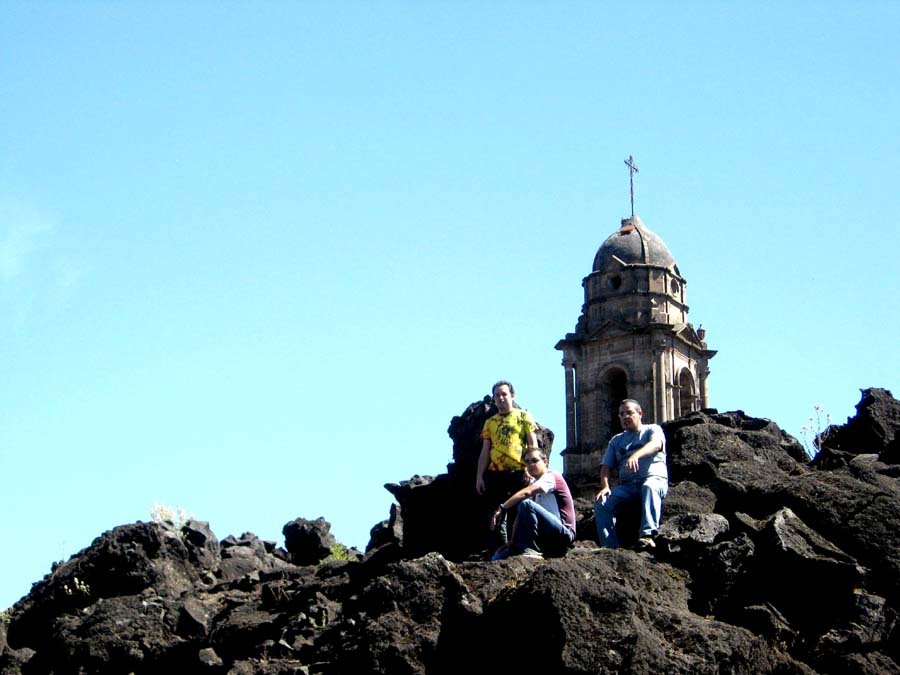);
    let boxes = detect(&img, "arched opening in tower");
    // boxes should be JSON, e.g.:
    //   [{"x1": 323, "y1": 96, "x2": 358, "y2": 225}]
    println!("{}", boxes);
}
[
  {"x1": 677, "y1": 368, "x2": 696, "y2": 417},
  {"x1": 600, "y1": 367, "x2": 628, "y2": 437}
]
